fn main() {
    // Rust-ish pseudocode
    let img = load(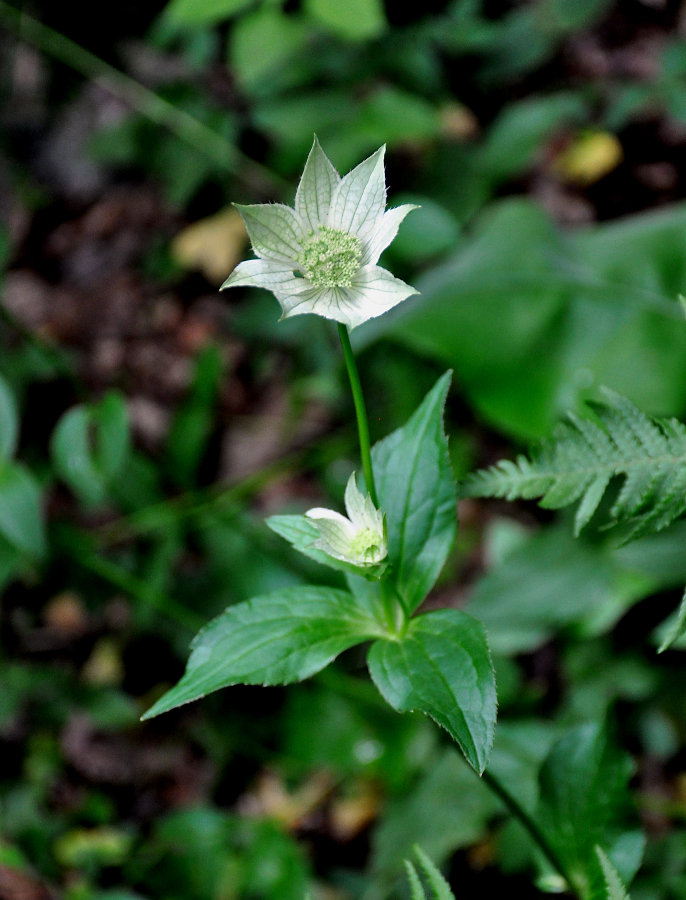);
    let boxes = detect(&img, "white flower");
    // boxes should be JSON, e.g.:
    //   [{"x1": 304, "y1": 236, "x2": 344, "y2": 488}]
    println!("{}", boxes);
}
[
  {"x1": 305, "y1": 473, "x2": 387, "y2": 566},
  {"x1": 221, "y1": 138, "x2": 418, "y2": 329}
]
